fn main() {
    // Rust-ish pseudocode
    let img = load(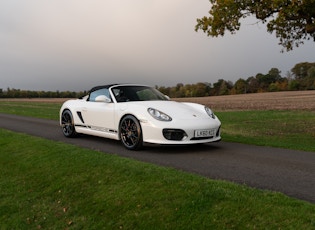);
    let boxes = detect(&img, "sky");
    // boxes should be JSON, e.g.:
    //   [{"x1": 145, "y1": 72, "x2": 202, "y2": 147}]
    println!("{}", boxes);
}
[{"x1": 1, "y1": 0, "x2": 314, "y2": 91}]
